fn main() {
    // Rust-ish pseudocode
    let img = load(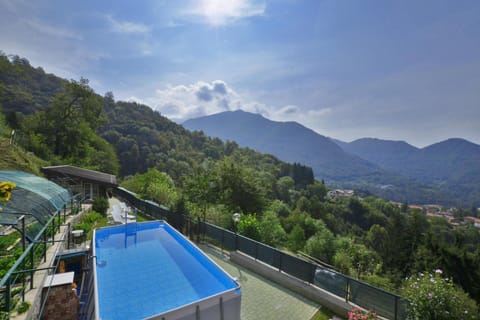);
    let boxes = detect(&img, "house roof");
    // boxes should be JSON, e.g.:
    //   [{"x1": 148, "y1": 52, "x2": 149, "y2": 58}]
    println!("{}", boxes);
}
[{"x1": 41, "y1": 165, "x2": 118, "y2": 187}]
